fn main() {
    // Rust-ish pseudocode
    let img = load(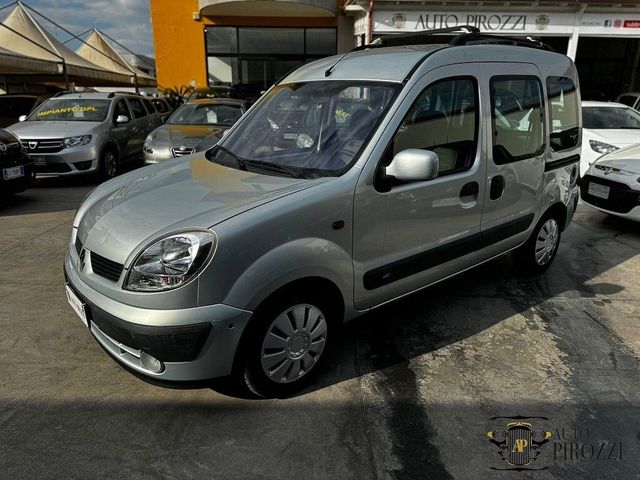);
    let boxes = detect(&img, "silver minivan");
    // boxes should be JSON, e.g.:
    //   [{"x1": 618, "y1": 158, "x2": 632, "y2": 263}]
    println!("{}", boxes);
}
[{"x1": 64, "y1": 31, "x2": 581, "y2": 396}]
